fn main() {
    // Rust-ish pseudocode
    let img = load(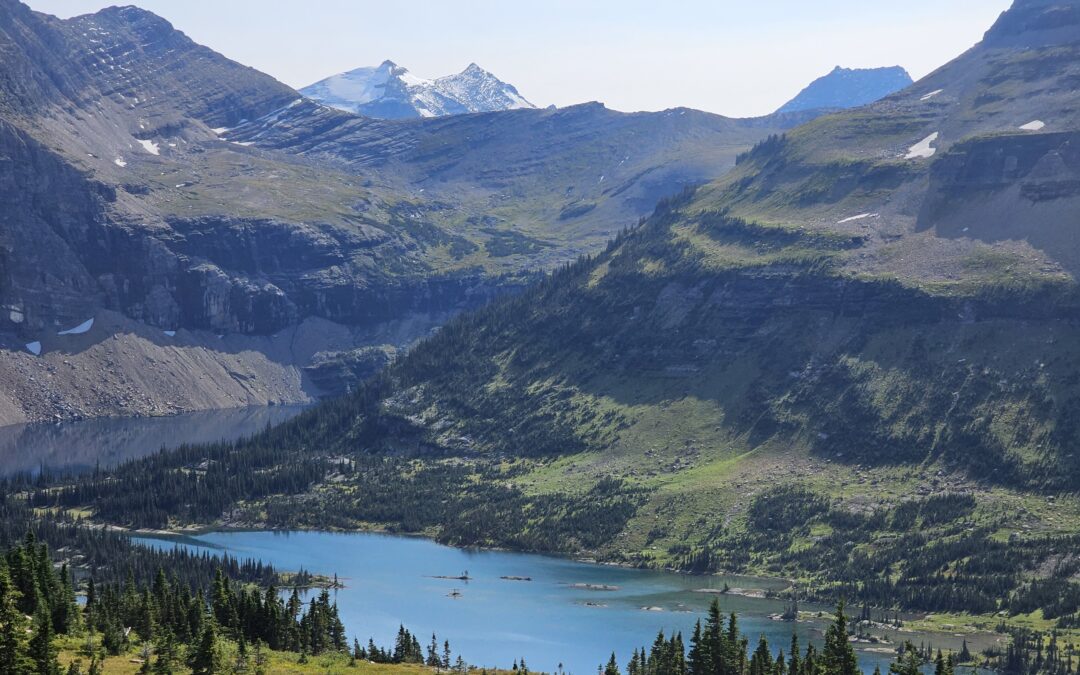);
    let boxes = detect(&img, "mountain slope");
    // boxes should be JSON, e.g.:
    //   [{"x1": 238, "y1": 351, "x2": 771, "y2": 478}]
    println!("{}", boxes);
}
[
  {"x1": 0, "y1": 0, "x2": 790, "y2": 423},
  {"x1": 775, "y1": 66, "x2": 913, "y2": 114},
  {"x1": 133, "y1": 0, "x2": 1080, "y2": 618},
  {"x1": 300, "y1": 60, "x2": 534, "y2": 119}
]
